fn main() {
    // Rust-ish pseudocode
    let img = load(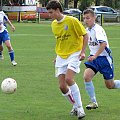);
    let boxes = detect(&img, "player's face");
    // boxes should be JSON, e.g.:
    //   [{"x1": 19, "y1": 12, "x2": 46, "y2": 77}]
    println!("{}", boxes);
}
[
  {"x1": 47, "y1": 8, "x2": 60, "y2": 20},
  {"x1": 83, "y1": 13, "x2": 96, "y2": 28}
]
